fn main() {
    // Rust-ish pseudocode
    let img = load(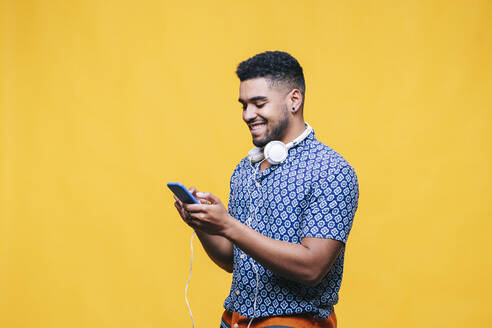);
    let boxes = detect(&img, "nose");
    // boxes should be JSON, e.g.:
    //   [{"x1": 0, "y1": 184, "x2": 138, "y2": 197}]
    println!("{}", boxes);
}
[{"x1": 242, "y1": 104, "x2": 257, "y2": 123}]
